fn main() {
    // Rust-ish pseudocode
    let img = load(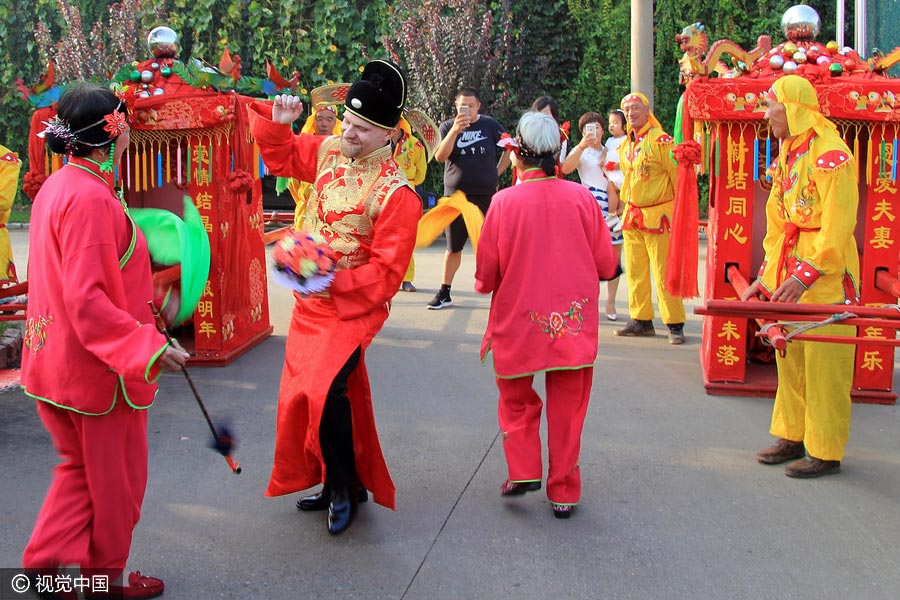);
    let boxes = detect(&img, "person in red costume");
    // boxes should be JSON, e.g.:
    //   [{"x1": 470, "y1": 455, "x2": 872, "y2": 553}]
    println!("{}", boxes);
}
[
  {"x1": 475, "y1": 111, "x2": 619, "y2": 519},
  {"x1": 248, "y1": 60, "x2": 421, "y2": 535},
  {"x1": 22, "y1": 84, "x2": 189, "y2": 599}
]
